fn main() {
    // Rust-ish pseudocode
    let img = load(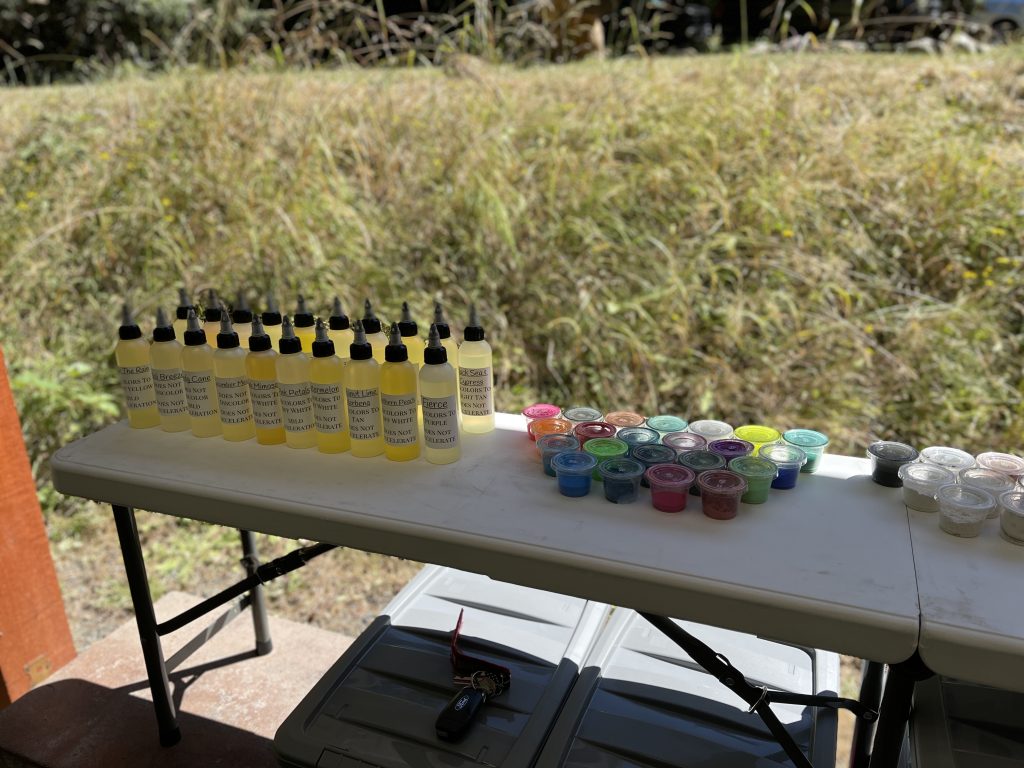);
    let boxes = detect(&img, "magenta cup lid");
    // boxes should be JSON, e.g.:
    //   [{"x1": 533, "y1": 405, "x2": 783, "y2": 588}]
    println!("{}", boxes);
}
[
  {"x1": 583, "y1": 438, "x2": 629, "y2": 460},
  {"x1": 522, "y1": 403, "x2": 561, "y2": 420},
  {"x1": 551, "y1": 451, "x2": 598, "y2": 475},
  {"x1": 645, "y1": 464, "x2": 696, "y2": 489},
  {"x1": 920, "y1": 446, "x2": 975, "y2": 472},
  {"x1": 663, "y1": 432, "x2": 707, "y2": 452},
  {"x1": 537, "y1": 434, "x2": 579, "y2": 453},
  {"x1": 617, "y1": 427, "x2": 661, "y2": 447},
  {"x1": 976, "y1": 452, "x2": 1024, "y2": 477},
  {"x1": 759, "y1": 443, "x2": 807, "y2": 468},
  {"x1": 631, "y1": 444, "x2": 677, "y2": 466},
  {"x1": 697, "y1": 469, "x2": 748, "y2": 496},
  {"x1": 899, "y1": 462, "x2": 955, "y2": 493},
  {"x1": 728, "y1": 456, "x2": 778, "y2": 479},
  {"x1": 708, "y1": 438, "x2": 755, "y2": 457},
  {"x1": 783, "y1": 429, "x2": 829, "y2": 449},
  {"x1": 959, "y1": 467, "x2": 1015, "y2": 494},
  {"x1": 574, "y1": 421, "x2": 617, "y2": 441},
  {"x1": 867, "y1": 441, "x2": 919, "y2": 463},
  {"x1": 646, "y1": 415, "x2": 688, "y2": 433},
  {"x1": 687, "y1": 420, "x2": 733, "y2": 440},
  {"x1": 598, "y1": 457, "x2": 645, "y2": 481},
  {"x1": 564, "y1": 406, "x2": 603, "y2": 423}
]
